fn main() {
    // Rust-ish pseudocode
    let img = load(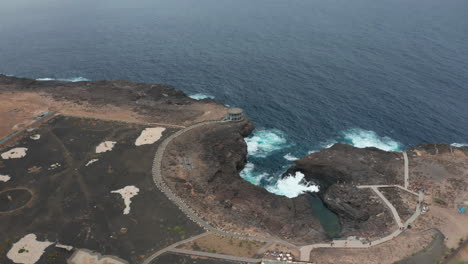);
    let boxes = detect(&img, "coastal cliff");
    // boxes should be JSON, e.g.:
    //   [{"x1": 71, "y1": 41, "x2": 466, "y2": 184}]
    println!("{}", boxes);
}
[
  {"x1": 2, "y1": 74, "x2": 467, "y2": 248},
  {"x1": 161, "y1": 119, "x2": 329, "y2": 244},
  {"x1": 285, "y1": 143, "x2": 468, "y2": 239}
]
